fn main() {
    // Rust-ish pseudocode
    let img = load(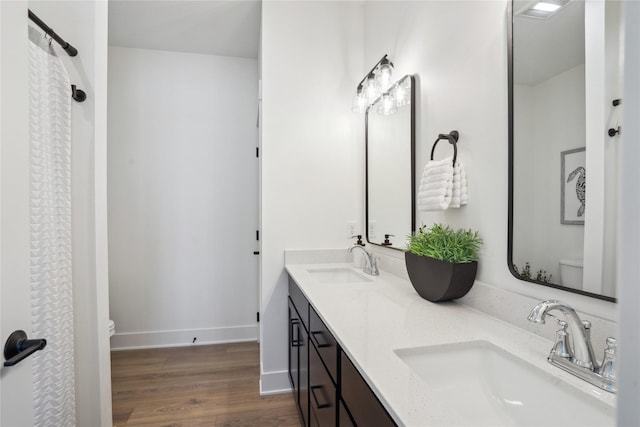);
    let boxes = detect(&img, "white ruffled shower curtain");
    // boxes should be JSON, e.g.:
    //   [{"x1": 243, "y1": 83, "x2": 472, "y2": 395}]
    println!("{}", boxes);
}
[{"x1": 28, "y1": 27, "x2": 76, "y2": 426}]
